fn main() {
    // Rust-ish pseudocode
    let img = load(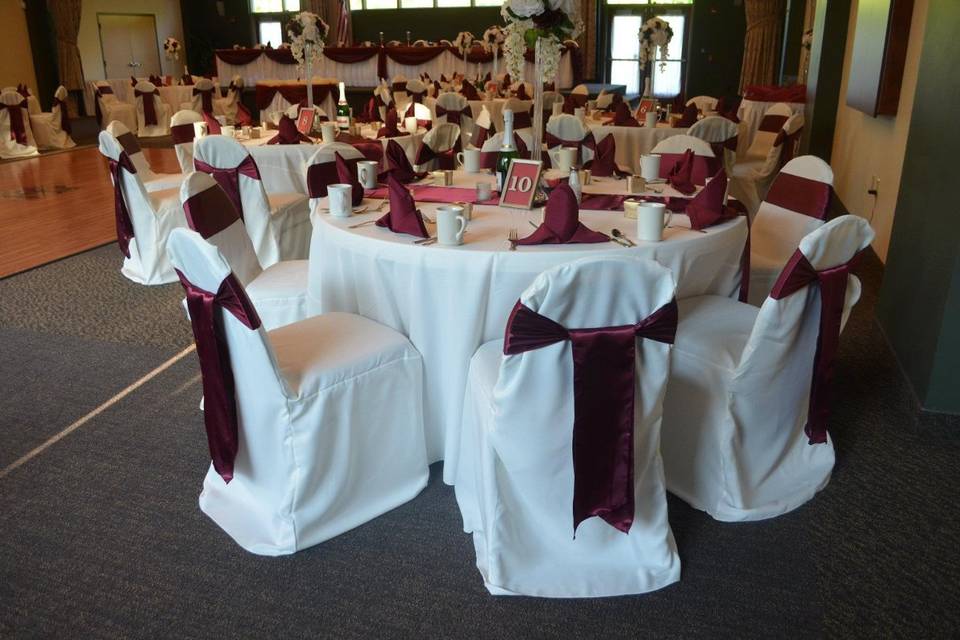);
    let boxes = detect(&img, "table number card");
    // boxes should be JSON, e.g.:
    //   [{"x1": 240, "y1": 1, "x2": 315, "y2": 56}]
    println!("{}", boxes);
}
[
  {"x1": 499, "y1": 159, "x2": 544, "y2": 210},
  {"x1": 637, "y1": 99, "x2": 655, "y2": 115},
  {"x1": 297, "y1": 107, "x2": 316, "y2": 135}
]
